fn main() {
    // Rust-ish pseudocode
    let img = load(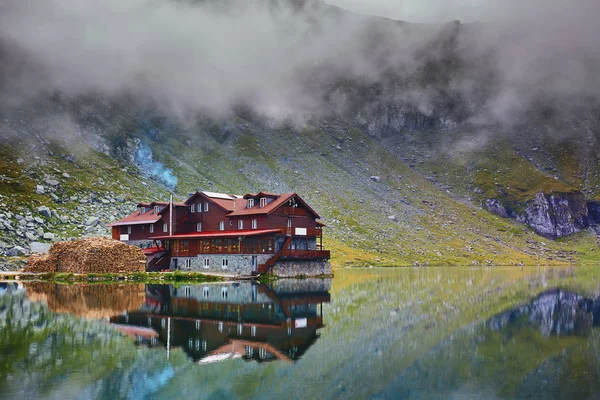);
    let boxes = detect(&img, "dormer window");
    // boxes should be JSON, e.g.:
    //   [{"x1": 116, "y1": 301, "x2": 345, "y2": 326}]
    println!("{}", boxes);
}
[
  {"x1": 140, "y1": 207, "x2": 146, "y2": 215},
  {"x1": 197, "y1": 203, "x2": 202, "y2": 213},
  {"x1": 259, "y1": 197, "x2": 267, "y2": 208},
  {"x1": 190, "y1": 204, "x2": 196, "y2": 213},
  {"x1": 247, "y1": 199, "x2": 254, "y2": 208},
  {"x1": 154, "y1": 205, "x2": 160, "y2": 214},
  {"x1": 204, "y1": 203, "x2": 209, "y2": 212}
]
